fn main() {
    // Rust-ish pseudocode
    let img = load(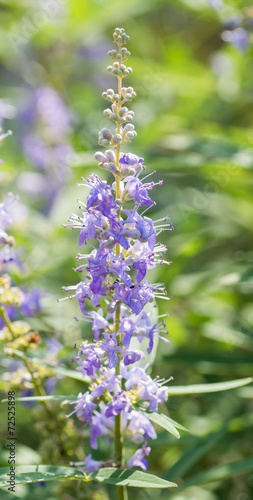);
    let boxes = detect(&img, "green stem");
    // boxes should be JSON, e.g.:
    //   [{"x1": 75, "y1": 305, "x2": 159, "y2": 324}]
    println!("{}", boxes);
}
[{"x1": 113, "y1": 43, "x2": 128, "y2": 500}]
